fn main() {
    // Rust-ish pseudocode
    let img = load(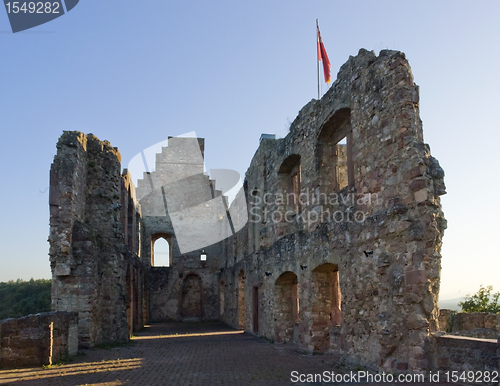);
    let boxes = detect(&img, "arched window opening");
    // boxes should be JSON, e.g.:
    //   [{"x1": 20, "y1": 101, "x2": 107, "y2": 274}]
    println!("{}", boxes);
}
[
  {"x1": 274, "y1": 271, "x2": 299, "y2": 343},
  {"x1": 317, "y1": 108, "x2": 354, "y2": 193},
  {"x1": 152, "y1": 237, "x2": 171, "y2": 267},
  {"x1": 278, "y1": 155, "x2": 302, "y2": 213},
  {"x1": 310, "y1": 263, "x2": 342, "y2": 352}
]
